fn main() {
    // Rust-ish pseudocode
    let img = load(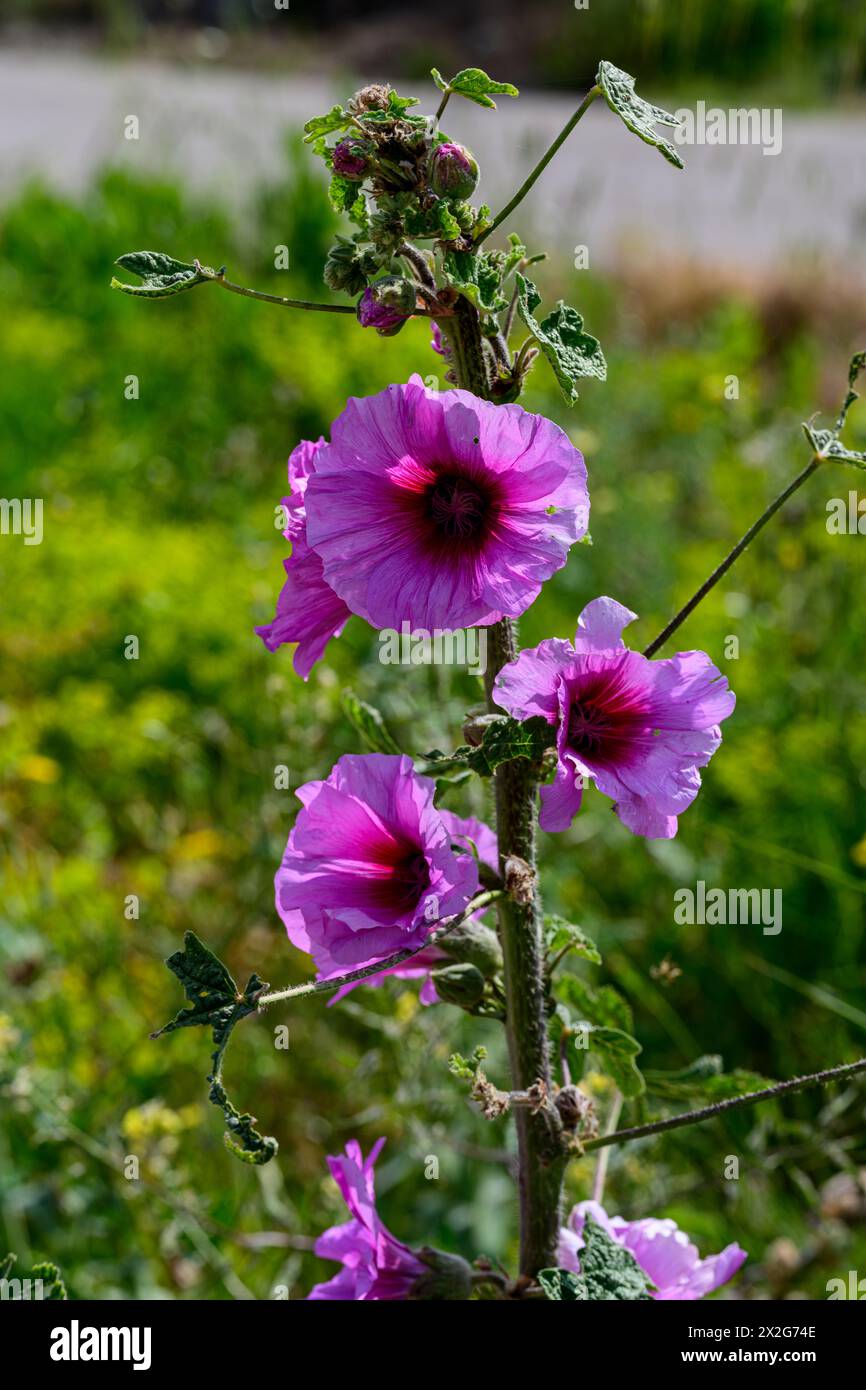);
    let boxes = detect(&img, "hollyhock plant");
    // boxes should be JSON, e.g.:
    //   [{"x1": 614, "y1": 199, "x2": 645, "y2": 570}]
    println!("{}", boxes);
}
[
  {"x1": 304, "y1": 377, "x2": 589, "y2": 631},
  {"x1": 275, "y1": 753, "x2": 480, "y2": 981},
  {"x1": 493, "y1": 596, "x2": 735, "y2": 838},
  {"x1": 559, "y1": 1202, "x2": 747, "y2": 1301},
  {"x1": 255, "y1": 438, "x2": 352, "y2": 679},
  {"x1": 122, "y1": 60, "x2": 860, "y2": 1307},
  {"x1": 307, "y1": 1138, "x2": 428, "y2": 1300}
]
